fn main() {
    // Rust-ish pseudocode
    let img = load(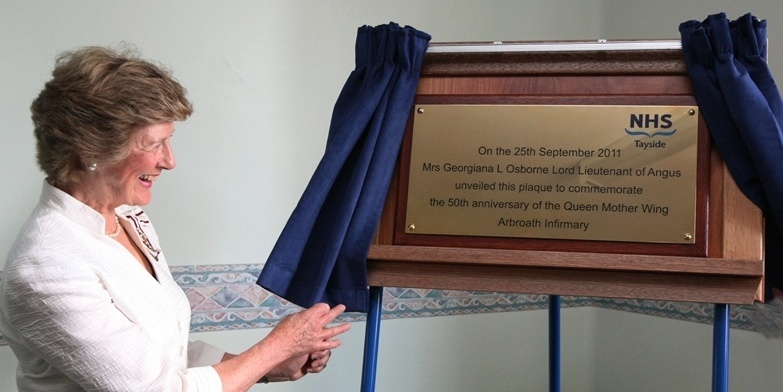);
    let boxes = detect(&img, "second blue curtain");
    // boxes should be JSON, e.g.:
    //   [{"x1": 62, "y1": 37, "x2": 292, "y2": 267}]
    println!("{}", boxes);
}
[{"x1": 680, "y1": 13, "x2": 783, "y2": 299}]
